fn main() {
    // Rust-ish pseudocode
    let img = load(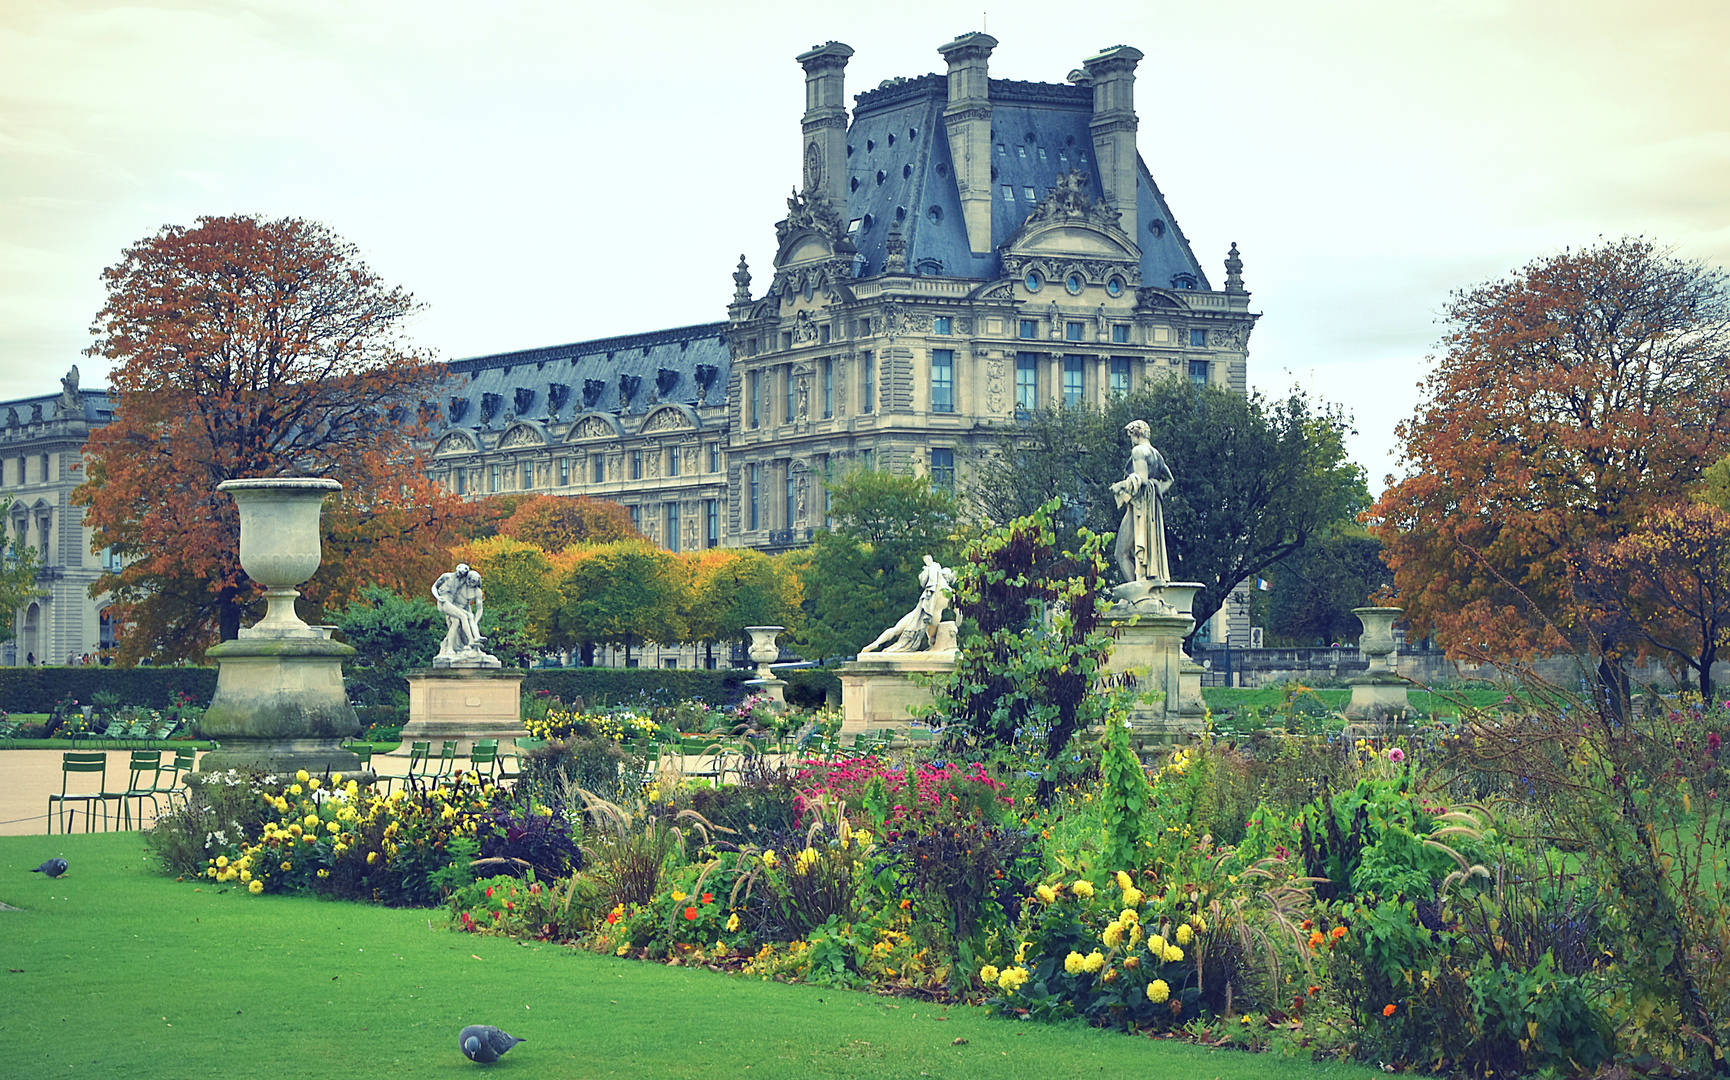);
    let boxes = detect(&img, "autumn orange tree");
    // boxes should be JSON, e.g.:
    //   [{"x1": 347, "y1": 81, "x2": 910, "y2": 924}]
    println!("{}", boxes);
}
[
  {"x1": 76, "y1": 215, "x2": 465, "y2": 663},
  {"x1": 1369, "y1": 238, "x2": 1730, "y2": 668}
]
